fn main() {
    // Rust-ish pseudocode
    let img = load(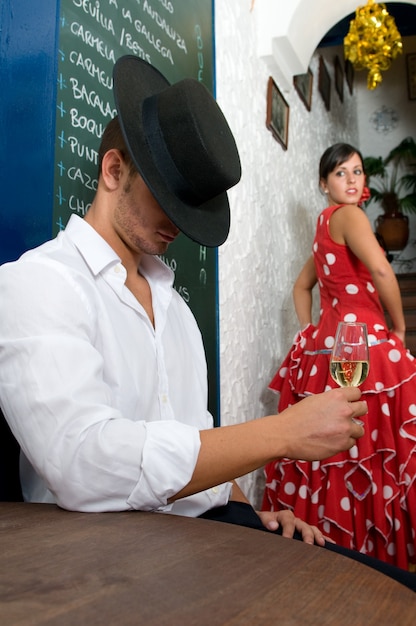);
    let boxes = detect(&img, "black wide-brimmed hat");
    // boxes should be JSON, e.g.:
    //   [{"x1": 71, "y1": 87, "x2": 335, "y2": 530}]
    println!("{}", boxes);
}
[{"x1": 112, "y1": 55, "x2": 241, "y2": 247}]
